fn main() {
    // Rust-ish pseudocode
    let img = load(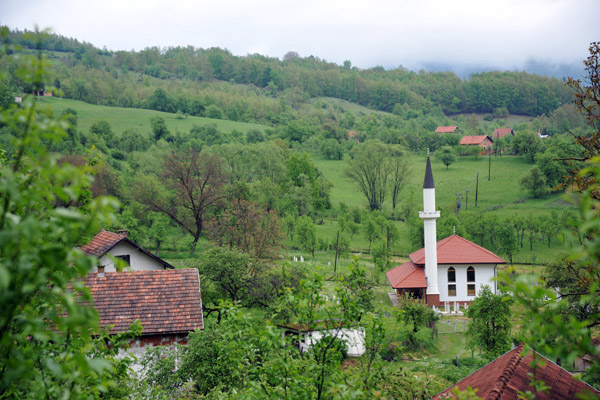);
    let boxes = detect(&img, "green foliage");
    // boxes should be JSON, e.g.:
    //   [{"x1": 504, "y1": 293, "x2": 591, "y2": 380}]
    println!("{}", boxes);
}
[
  {"x1": 466, "y1": 286, "x2": 512, "y2": 358},
  {"x1": 520, "y1": 165, "x2": 550, "y2": 198},
  {"x1": 397, "y1": 296, "x2": 438, "y2": 348},
  {"x1": 150, "y1": 115, "x2": 170, "y2": 142},
  {"x1": 437, "y1": 145, "x2": 456, "y2": 169},
  {"x1": 0, "y1": 34, "x2": 133, "y2": 399}
]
